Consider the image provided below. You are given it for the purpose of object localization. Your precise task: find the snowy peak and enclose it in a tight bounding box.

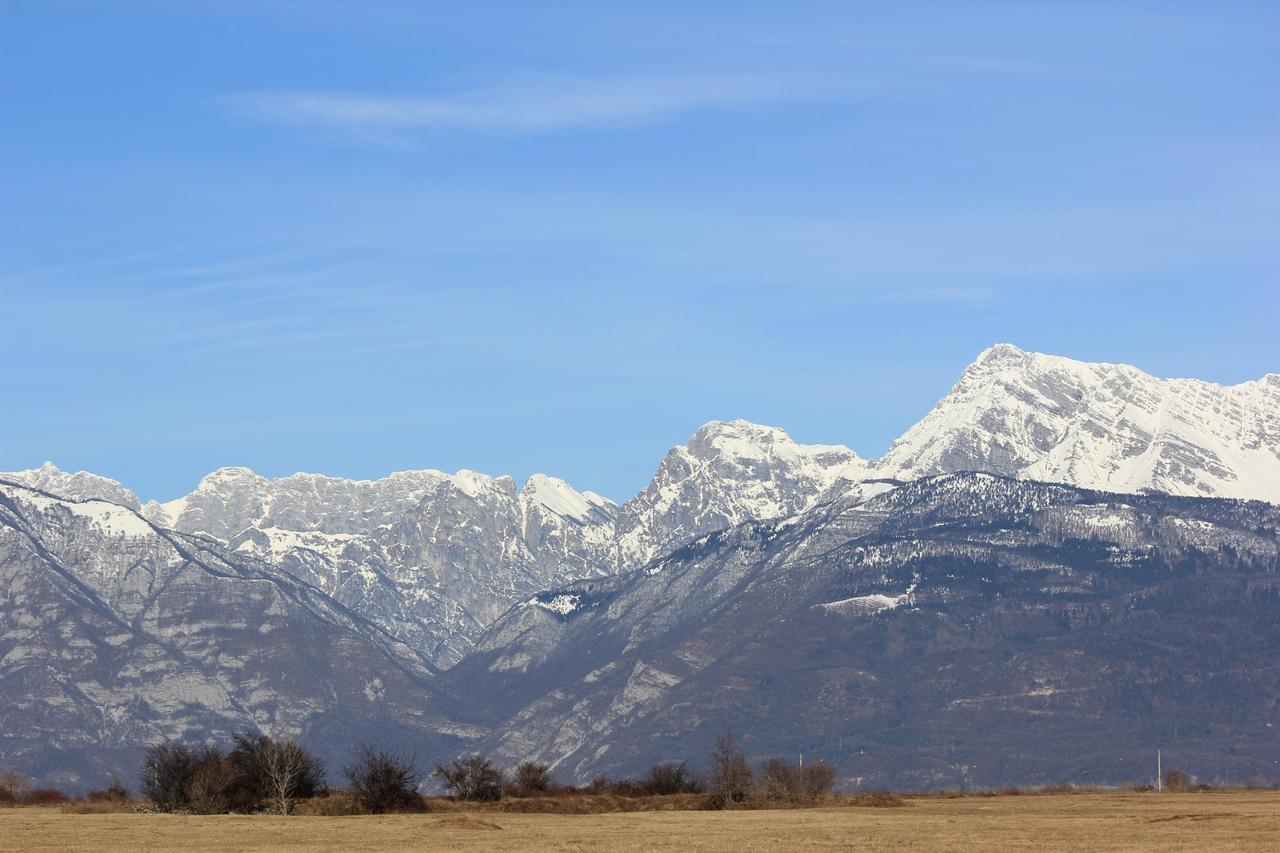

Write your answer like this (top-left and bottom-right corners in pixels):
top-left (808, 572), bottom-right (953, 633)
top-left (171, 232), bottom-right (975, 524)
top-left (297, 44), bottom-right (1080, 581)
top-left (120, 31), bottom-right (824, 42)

top-left (614, 419), bottom-right (871, 565)
top-left (148, 465), bottom-right (468, 539)
top-left (688, 419), bottom-right (863, 468)
top-left (0, 461), bottom-right (142, 511)
top-left (520, 474), bottom-right (616, 525)
top-left (880, 346), bottom-right (1280, 501)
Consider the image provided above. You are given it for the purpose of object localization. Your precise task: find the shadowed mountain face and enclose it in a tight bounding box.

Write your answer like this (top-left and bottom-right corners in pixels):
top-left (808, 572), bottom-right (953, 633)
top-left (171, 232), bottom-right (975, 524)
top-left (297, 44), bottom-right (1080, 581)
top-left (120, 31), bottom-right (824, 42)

top-left (443, 473), bottom-right (1280, 788)
top-left (3, 472), bottom-right (1279, 789)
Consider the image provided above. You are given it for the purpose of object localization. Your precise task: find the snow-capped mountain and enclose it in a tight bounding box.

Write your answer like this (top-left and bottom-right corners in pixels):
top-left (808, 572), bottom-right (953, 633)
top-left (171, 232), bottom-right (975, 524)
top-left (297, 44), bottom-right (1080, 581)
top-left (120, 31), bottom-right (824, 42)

top-left (2, 344), bottom-right (1279, 787)
top-left (139, 467), bottom-right (619, 667)
top-left (613, 419), bottom-right (869, 567)
top-left (2, 423), bottom-right (862, 666)
top-left (880, 343), bottom-right (1280, 500)
top-left (3, 461), bottom-right (142, 511)
top-left (140, 466), bottom-right (486, 537)
top-left (0, 479), bottom-right (476, 787)
top-left (4, 345), bottom-right (1277, 670)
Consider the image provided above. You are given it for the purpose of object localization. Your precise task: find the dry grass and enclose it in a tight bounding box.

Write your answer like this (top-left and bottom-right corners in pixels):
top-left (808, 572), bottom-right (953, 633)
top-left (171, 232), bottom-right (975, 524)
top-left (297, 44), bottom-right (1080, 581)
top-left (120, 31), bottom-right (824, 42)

top-left (1, 791), bottom-right (1278, 851)
top-left (58, 801), bottom-right (133, 815)
top-left (427, 792), bottom-right (708, 813)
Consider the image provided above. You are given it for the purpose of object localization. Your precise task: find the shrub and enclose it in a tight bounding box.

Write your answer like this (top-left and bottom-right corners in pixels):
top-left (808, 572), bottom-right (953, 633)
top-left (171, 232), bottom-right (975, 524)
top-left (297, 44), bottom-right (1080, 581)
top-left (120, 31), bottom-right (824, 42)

top-left (705, 731), bottom-right (754, 809)
top-left (752, 757), bottom-right (837, 803)
top-left (141, 743), bottom-right (200, 811)
top-left (757, 757), bottom-right (802, 800)
top-left (186, 746), bottom-right (234, 814)
top-left (644, 761), bottom-right (700, 795)
top-left (434, 755), bottom-right (504, 802)
top-left (140, 742), bottom-right (231, 813)
top-left (24, 788), bottom-right (70, 806)
top-left (343, 744), bottom-right (425, 813)
top-left (506, 761), bottom-right (554, 797)
top-left (86, 778), bottom-right (130, 804)
top-left (0, 770), bottom-right (31, 806)
top-left (1164, 769), bottom-right (1192, 792)
top-left (800, 762), bottom-right (838, 798)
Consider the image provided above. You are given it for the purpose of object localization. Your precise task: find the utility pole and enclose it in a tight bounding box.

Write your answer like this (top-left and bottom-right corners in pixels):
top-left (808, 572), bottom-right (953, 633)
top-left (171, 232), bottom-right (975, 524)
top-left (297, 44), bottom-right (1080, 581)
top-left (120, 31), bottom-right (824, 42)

top-left (1157, 749), bottom-right (1162, 792)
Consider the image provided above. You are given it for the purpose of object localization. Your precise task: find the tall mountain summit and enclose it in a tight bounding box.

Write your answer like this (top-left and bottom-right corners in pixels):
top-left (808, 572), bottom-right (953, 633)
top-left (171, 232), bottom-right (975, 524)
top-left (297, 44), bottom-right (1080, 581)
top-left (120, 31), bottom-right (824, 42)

top-left (879, 344), bottom-right (1280, 499)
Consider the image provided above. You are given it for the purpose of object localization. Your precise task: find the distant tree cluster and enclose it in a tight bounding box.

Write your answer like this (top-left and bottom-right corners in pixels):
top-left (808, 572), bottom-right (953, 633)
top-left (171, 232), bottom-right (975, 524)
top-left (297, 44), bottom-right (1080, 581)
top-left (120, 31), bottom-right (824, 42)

top-left (1, 769), bottom-right (130, 808)
top-left (141, 733), bottom-right (325, 814)
top-left (3, 730), bottom-right (844, 814)
top-left (704, 730), bottom-right (838, 809)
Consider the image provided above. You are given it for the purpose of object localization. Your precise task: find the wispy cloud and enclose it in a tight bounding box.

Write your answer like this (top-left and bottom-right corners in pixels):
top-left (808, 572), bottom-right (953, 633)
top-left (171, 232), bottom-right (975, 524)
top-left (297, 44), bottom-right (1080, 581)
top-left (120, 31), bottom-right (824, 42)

top-left (221, 73), bottom-right (828, 139)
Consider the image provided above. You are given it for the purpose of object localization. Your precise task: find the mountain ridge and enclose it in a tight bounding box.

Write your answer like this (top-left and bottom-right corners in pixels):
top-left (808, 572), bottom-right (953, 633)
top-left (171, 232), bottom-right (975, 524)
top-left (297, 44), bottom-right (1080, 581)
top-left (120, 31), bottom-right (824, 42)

top-left (3, 344), bottom-right (1276, 673)
top-left (11, 345), bottom-right (1277, 516)
top-left (2, 352), bottom-right (1279, 787)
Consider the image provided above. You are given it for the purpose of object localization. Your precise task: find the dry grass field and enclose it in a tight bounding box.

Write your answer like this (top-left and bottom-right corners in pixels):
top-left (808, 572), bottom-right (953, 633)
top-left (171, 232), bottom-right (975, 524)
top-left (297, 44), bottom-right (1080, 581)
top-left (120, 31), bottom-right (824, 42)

top-left (2, 791), bottom-right (1278, 852)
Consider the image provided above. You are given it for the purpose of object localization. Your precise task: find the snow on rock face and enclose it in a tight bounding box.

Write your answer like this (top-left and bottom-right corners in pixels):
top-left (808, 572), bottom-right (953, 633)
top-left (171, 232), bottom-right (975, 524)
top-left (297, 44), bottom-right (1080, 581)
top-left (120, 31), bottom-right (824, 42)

top-left (817, 574), bottom-right (919, 615)
top-left (527, 593), bottom-right (583, 616)
top-left (521, 474), bottom-right (615, 524)
top-left (614, 419), bottom-right (870, 566)
top-left (0, 462), bottom-right (142, 510)
top-left (879, 344), bottom-right (1280, 502)
top-left (7, 345), bottom-right (1277, 680)
top-left (63, 500), bottom-right (158, 540)
top-left (146, 466), bottom-right (456, 539)
top-left (817, 593), bottom-right (905, 615)
top-left (1, 486), bottom-right (159, 542)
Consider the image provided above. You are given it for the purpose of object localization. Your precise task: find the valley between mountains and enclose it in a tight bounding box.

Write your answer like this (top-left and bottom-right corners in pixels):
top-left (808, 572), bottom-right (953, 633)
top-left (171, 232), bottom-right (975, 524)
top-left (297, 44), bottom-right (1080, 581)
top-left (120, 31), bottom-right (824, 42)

top-left (2, 345), bottom-right (1278, 789)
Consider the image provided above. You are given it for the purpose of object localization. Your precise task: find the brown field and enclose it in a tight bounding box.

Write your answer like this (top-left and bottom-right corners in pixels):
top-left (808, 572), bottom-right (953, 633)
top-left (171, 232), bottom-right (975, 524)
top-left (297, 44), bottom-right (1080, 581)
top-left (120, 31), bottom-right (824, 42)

top-left (2, 791), bottom-right (1278, 851)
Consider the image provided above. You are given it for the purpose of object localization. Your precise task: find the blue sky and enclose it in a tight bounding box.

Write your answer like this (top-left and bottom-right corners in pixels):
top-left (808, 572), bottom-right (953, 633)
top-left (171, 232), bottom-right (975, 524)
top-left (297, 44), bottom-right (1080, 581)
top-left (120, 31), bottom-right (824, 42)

top-left (3, 1), bottom-right (1278, 502)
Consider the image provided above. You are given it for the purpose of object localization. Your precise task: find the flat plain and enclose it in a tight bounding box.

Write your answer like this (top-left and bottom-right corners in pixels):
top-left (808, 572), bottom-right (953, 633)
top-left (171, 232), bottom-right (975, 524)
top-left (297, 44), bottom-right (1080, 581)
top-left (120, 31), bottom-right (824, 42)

top-left (2, 792), bottom-right (1278, 852)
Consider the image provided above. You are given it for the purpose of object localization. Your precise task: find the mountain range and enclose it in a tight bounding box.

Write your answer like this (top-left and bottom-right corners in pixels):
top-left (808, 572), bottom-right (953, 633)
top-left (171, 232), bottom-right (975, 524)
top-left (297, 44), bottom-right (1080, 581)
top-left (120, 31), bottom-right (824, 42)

top-left (2, 344), bottom-right (1277, 789)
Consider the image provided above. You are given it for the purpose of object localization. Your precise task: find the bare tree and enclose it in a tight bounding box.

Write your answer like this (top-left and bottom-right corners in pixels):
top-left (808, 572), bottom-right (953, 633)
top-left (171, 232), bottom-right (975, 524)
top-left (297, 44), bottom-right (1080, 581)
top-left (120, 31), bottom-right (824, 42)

top-left (706, 730), bottom-right (754, 809)
top-left (1164, 769), bottom-right (1192, 792)
top-left (507, 761), bottom-right (554, 797)
top-left (343, 744), bottom-right (425, 813)
top-left (800, 761), bottom-right (838, 798)
top-left (758, 756), bottom-right (801, 800)
top-left (433, 755), bottom-right (505, 801)
top-left (140, 743), bottom-right (199, 811)
top-left (0, 770), bottom-right (31, 806)
top-left (645, 761), bottom-right (701, 795)
top-left (260, 739), bottom-right (324, 815)
top-left (185, 745), bottom-right (233, 815)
